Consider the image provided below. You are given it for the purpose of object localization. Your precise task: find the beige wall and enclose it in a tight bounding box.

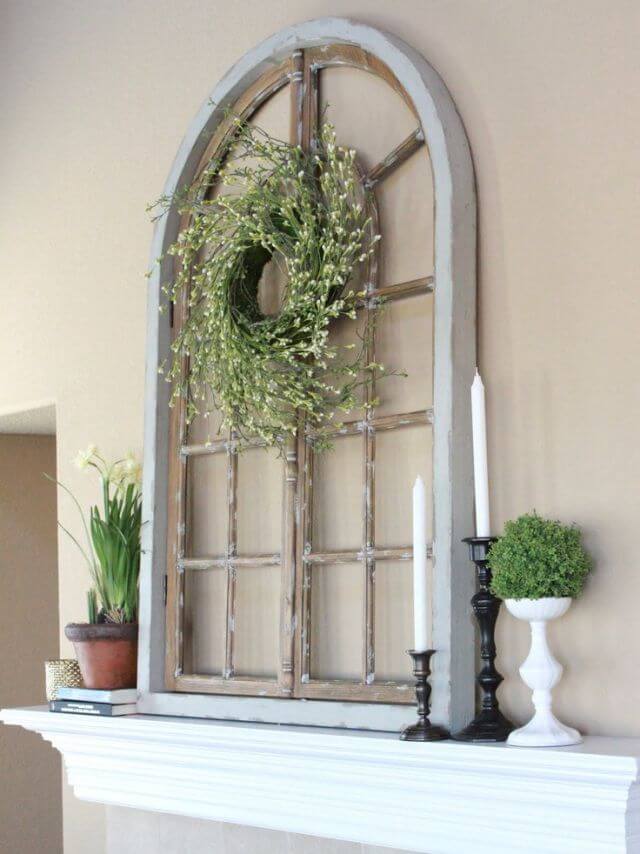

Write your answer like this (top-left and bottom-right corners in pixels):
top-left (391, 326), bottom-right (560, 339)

top-left (106, 808), bottom-right (410, 854)
top-left (2, 1), bottom-right (640, 852)
top-left (0, 435), bottom-right (62, 853)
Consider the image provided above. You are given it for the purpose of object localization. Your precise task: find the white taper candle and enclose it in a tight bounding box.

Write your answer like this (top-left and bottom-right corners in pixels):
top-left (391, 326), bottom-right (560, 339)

top-left (412, 475), bottom-right (429, 651)
top-left (471, 368), bottom-right (491, 537)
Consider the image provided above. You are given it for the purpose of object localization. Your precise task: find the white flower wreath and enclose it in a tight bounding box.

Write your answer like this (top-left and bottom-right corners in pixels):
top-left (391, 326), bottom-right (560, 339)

top-left (154, 121), bottom-right (389, 450)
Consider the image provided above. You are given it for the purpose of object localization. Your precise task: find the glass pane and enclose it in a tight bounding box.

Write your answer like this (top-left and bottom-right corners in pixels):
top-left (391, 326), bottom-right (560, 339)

top-left (185, 452), bottom-right (227, 556)
top-left (230, 87), bottom-right (290, 204)
top-left (320, 66), bottom-right (417, 173)
top-left (236, 447), bottom-right (283, 554)
top-left (312, 434), bottom-right (362, 552)
top-left (374, 561), bottom-right (417, 682)
top-left (183, 569), bottom-right (226, 675)
top-left (325, 310), bottom-right (367, 425)
top-left (187, 388), bottom-right (219, 445)
top-left (234, 565), bottom-right (280, 678)
top-left (309, 562), bottom-right (363, 681)
top-left (374, 291), bottom-right (433, 417)
top-left (248, 84), bottom-right (290, 140)
top-left (376, 145), bottom-right (434, 287)
top-left (375, 423), bottom-right (433, 548)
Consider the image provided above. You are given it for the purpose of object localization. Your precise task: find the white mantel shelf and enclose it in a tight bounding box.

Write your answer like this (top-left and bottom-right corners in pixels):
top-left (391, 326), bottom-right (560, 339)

top-left (3, 707), bottom-right (640, 854)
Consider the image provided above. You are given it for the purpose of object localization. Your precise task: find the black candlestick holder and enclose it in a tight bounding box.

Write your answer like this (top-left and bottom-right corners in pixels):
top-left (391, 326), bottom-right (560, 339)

top-left (400, 650), bottom-right (449, 742)
top-left (452, 536), bottom-right (514, 742)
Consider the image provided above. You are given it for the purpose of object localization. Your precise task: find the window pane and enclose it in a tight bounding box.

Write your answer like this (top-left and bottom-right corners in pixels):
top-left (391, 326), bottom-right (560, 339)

top-left (375, 423), bottom-right (432, 548)
top-left (374, 561), bottom-right (417, 683)
top-left (248, 84), bottom-right (290, 141)
top-left (233, 565), bottom-right (280, 678)
top-left (309, 562), bottom-right (363, 681)
top-left (320, 65), bottom-right (417, 176)
top-left (183, 569), bottom-right (226, 675)
top-left (236, 447), bottom-right (283, 554)
top-left (185, 452), bottom-right (227, 556)
top-left (376, 145), bottom-right (434, 286)
top-left (325, 310), bottom-right (367, 425)
top-left (312, 435), bottom-right (362, 552)
top-left (374, 291), bottom-right (433, 417)
top-left (186, 387), bottom-right (218, 445)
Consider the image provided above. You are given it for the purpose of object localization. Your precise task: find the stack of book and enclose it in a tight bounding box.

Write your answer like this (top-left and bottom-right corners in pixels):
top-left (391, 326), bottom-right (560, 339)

top-left (49, 687), bottom-right (137, 716)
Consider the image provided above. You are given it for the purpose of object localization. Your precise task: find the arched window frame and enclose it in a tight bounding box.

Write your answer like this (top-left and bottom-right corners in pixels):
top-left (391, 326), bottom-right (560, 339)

top-left (138, 17), bottom-right (477, 731)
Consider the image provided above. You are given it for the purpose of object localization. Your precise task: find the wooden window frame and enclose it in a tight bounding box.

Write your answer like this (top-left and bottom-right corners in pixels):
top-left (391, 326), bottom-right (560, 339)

top-left (138, 17), bottom-right (477, 733)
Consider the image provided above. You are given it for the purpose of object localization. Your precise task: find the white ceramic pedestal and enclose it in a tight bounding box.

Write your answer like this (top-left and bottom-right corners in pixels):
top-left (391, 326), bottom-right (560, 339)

top-left (505, 597), bottom-right (582, 747)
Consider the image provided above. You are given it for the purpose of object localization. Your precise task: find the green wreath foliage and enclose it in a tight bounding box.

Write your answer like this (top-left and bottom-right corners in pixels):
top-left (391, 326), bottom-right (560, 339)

top-left (154, 120), bottom-right (389, 450)
top-left (488, 512), bottom-right (592, 600)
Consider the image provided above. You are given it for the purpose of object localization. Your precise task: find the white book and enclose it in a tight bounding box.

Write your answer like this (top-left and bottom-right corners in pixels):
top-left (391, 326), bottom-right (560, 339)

top-left (50, 700), bottom-right (137, 716)
top-left (55, 687), bottom-right (138, 704)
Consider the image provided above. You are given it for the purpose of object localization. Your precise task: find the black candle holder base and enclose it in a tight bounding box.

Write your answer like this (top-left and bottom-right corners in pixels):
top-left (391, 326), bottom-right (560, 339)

top-left (400, 649), bottom-right (449, 742)
top-left (452, 709), bottom-right (514, 743)
top-left (400, 721), bottom-right (450, 742)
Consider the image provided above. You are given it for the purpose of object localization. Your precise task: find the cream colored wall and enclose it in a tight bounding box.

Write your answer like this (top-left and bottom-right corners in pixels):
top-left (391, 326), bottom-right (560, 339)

top-left (0, 435), bottom-right (62, 853)
top-left (106, 807), bottom-right (410, 854)
top-left (2, 1), bottom-right (640, 852)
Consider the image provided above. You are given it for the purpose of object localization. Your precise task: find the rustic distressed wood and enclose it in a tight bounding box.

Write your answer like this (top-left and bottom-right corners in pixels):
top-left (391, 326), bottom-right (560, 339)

top-left (181, 436), bottom-right (267, 457)
top-left (140, 18), bottom-right (477, 731)
top-left (279, 49), bottom-right (306, 695)
top-left (179, 555), bottom-right (281, 570)
top-left (223, 436), bottom-right (238, 678)
top-left (306, 43), bottom-right (418, 117)
top-left (365, 128), bottom-right (425, 188)
top-left (294, 432), bottom-right (315, 685)
top-left (302, 53), bottom-right (318, 153)
top-left (366, 275), bottom-right (434, 304)
top-left (176, 674), bottom-right (286, 698)
top-left (292, 47), bottom-right (320, 690)
top-left (304, 546), bottom-right (430, 564)
top-left (181, 438), bottom-right (228, 456)
top-left (297, 664), bottom-right (413, 704)
top-left (279, 438), bottom-right (297, 692)
top-left (362, 173), bottom-right (379, 688)
top-left (306, 408), bottom-right (433, 441)
top-left (295, 679), bottom-right (413, 703)
top-left (372, 408), bottom-right (434, 430)
top-left (163, 206), bottom-right (192, 689)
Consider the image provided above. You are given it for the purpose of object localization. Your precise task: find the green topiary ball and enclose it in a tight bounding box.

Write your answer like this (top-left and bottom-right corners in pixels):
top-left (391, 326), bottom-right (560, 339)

top-left (488, 512), bottom-right (591, 600)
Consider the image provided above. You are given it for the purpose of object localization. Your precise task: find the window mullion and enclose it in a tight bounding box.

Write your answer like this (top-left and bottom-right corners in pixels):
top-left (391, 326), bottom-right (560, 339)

top-left (362, 180), bottom-right (380, 687)
top-left (223, 434), bottom-right (238, 678)
top-left (165, 233), bottom-right (191, 688)
top-left (291, 48), bottom-right (321, 696)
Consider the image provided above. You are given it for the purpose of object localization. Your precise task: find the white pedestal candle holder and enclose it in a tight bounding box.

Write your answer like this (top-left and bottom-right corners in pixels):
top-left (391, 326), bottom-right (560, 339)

top-left (505, 597), bottom-right (582, 747)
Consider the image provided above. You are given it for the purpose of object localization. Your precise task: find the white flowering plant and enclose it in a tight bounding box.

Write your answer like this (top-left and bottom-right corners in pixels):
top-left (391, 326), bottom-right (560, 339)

top-left (49, 447), bottom-right (142, 624)
top-left (151, 120), bottom-right (392, 450)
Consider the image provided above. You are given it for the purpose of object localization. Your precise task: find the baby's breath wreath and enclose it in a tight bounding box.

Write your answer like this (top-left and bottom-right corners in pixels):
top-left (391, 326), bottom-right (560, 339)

top-left (154, 119), bottom-right (389, 450)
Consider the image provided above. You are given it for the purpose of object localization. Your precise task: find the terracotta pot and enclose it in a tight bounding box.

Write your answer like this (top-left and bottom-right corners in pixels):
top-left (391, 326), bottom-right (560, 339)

top-left (65, 622), bottom-right (138, 690)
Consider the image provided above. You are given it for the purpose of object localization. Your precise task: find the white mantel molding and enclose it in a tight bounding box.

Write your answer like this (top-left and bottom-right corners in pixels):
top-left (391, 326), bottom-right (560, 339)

top-left (4, 708), bottom-right (640, 853)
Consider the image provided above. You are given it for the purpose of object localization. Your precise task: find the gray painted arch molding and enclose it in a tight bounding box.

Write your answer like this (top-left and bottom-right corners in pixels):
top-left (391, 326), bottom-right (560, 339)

top-left (139, 17), bottom-right (477, 731)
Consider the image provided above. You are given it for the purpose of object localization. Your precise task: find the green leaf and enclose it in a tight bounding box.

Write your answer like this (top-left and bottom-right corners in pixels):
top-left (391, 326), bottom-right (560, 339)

top-left (488, 513), bottom-right (592, 600)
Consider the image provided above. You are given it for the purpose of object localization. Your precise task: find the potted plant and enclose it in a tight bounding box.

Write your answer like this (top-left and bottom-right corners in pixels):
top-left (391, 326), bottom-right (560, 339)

top-left (489, 512), bottom-right (591, 747)
top-left (51, 446), bottom-right (142, 690)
